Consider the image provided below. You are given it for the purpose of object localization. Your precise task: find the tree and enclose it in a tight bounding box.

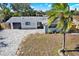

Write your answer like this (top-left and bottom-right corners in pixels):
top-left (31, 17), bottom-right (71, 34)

top-left (0, 3), bottom-right (12, 22)
top-left (0, 3), bottom-right (8, 9)
top-left (10, 3), bottom-right (46, 16)
top-left (10, 3), bottom-right (33, 16)
top-left (47, 3), bottom-right (73, 55)
top-left (0, 3), bottom-right (46, 22)
top-left (2, 8), bottom-right (12, 22)
top-left (12, 11), bottom-right (21, 16)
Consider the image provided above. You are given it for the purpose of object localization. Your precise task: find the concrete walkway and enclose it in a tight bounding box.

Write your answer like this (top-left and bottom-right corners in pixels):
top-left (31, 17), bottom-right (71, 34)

top-left (0, 29), bottom-right (44, 56)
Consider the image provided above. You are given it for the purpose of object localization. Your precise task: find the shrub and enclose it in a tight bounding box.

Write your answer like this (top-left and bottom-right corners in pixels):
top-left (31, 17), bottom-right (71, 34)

top-left (0, 23), bottom-right (10, 30)
top-left (0, 23), bottom-right (3, 30)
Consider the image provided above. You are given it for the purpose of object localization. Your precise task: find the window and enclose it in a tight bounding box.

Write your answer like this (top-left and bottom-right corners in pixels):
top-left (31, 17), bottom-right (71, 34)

top-left (37, 22), bottom-right (43, 29)
top-left (25, 22), bottom-right (30, 25)
top-left (37, 22), bottom-right (42, 26)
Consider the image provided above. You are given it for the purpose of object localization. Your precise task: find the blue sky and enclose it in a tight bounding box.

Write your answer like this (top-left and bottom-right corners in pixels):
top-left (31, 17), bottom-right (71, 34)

top-left (30, 3), bottom-right (79, 11)
top-left (4, 3), bottom-right (79, 12)
top-left (30, 3), bottom-right (52, 11)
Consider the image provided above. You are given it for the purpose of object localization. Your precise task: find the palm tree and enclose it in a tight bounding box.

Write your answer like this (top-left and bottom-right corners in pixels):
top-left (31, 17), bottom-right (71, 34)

top-left (47, 3), bottom-right (73, 55)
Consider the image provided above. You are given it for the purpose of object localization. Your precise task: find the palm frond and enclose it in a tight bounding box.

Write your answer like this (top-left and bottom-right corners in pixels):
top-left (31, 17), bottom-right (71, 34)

top-left (47, 3), bottom-right (73, 33)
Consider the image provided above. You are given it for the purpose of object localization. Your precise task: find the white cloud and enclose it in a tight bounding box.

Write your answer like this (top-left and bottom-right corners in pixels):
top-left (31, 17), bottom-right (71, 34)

top-left (70, 4), bottom-right (79, 10)
top-left (10, 9), bottom-right (15, 12)
top-left (70, 7), bottom-right (75, 10)
top-left (30, 6), bottom-right (34, 8)
top-left (48, 4), bottom-right (51, 8)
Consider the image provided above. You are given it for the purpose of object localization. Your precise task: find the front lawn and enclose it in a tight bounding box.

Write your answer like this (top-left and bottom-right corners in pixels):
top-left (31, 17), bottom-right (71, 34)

top-left (17, 33), bottom-right (79, 56)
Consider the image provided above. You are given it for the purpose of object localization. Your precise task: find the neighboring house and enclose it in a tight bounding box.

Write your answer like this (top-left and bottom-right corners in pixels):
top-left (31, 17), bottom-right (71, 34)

top-left (68, 16), bottom-right (79, 33)
top-left (6, 16), bottom-right (48, 29)
top-left (73, 16), bottom-right (79, 29)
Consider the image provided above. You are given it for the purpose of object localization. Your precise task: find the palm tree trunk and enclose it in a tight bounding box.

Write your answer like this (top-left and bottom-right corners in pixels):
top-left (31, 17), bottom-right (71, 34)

top-left (63, 33), bottom-right (66, 49)
top-left (61, 33), bottom-right (66, 55)
top-left (58, 32), bottom-right (66, 56)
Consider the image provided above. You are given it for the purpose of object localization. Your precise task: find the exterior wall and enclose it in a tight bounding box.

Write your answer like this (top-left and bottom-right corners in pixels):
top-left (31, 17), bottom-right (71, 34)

top-left (21, 20), bottom-right (37, 29)
top-left (6, 17), bottom-right (48, 29)
top-left (7, 21), bottom-right (37, 29)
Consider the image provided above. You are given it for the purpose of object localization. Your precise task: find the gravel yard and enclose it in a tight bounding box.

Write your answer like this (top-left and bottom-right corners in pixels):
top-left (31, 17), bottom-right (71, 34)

top-left (0, 29), bottom-right (44, 56)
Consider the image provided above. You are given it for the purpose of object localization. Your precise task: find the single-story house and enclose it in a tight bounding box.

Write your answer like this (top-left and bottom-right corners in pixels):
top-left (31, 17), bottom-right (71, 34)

top-left (6, 16), bottom-right (48, 29)
top-left (6, 16), bottom-right (79, 33)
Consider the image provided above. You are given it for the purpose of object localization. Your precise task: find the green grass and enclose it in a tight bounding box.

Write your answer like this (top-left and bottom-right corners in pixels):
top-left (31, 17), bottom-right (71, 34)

top-left (17, 33), bottom-right (79, 56)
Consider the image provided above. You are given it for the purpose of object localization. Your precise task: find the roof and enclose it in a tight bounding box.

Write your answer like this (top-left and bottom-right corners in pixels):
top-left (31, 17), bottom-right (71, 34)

top-left (6, 16), bottom-right (48, 23)
top-left (7, 16), bottom-right (79, 26)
